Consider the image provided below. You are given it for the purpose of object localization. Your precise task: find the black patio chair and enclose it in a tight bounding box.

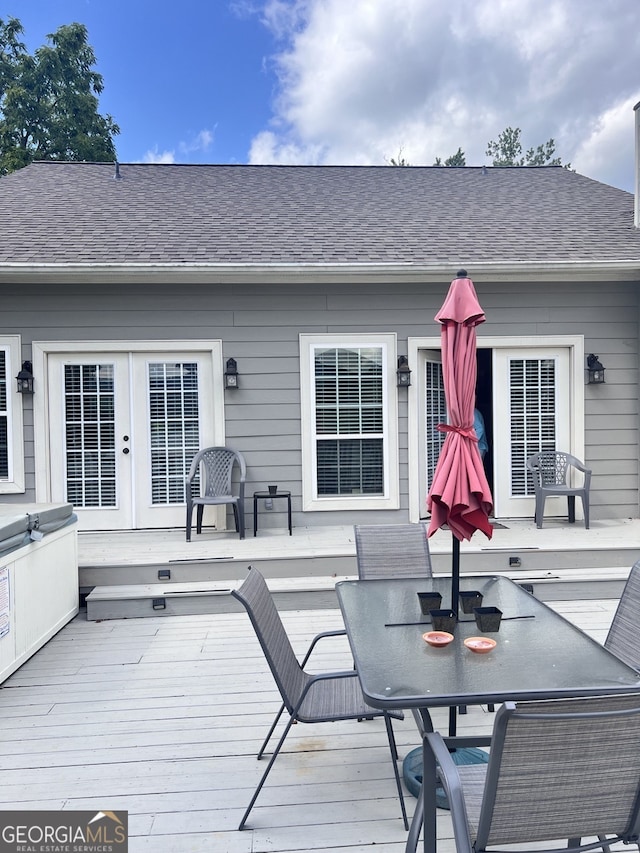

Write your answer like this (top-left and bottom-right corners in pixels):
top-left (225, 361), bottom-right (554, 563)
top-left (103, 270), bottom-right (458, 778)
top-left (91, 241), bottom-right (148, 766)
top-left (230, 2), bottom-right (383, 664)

top-left (605, 559), bottom-right (640, 672)
top-left (185, 446), bottom-right (246, 541)
top-left (422, 694), bottom-right (640, 853)
top-left (354, 523), bottom-right (433, 579)
top-left (232, 566), bottom-right (408, 830)
top-left (527, 451), bottom-right (591, 529)
top-left (355, 524), bottom-right (487, 715)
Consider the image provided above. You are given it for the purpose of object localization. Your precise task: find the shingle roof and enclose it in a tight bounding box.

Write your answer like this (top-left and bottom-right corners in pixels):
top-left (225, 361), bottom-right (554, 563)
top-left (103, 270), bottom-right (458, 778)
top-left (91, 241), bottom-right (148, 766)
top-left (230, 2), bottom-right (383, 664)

top-left (1, 161), bottom-right (639, 270)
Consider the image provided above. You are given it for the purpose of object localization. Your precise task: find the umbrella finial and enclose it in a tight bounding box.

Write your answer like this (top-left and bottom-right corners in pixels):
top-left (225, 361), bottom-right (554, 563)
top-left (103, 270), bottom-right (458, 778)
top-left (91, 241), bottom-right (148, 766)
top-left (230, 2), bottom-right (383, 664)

top-left (456, 268), bottom-right (467, 278)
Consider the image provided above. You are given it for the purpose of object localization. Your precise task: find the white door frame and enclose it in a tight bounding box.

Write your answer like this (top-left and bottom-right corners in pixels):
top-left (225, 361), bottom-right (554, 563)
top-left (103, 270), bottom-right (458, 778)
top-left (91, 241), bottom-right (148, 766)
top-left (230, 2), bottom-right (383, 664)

top-left (32, 340), bottom-right (226, 523)
top-left (407, 335), bottom-right (585, 522)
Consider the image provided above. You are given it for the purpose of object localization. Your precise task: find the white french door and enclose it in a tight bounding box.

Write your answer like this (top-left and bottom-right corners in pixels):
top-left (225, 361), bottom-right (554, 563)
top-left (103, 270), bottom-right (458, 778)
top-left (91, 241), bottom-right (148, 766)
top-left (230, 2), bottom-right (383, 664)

top-left (409, 337), bottom-right (582, 523)
top-left (47, 350), bottom-right (218, 530)
top-left (418, 350), bottom-right (446, 512)
top-left (492, 347), bottom-right (571, 518)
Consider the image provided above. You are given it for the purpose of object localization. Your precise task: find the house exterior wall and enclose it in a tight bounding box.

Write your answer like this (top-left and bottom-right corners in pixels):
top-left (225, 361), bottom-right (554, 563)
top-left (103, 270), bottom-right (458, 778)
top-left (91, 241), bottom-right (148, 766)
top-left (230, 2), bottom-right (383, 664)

top-left (1, 276), bottom-right (638, 525)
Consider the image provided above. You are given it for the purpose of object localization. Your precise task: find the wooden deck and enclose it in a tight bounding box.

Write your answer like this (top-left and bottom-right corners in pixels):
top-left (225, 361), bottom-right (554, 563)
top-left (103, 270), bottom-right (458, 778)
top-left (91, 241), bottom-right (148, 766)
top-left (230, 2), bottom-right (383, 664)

top-left (0, 596), bottom-right (621, 852)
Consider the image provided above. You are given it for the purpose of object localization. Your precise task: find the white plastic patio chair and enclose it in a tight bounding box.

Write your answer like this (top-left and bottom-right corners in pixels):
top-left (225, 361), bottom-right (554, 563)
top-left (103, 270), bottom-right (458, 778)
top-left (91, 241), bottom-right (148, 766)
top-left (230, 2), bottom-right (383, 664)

top-left (527, 451), bottom-right (591, 529)
top-left (185, 446), bottom-right (246, 541)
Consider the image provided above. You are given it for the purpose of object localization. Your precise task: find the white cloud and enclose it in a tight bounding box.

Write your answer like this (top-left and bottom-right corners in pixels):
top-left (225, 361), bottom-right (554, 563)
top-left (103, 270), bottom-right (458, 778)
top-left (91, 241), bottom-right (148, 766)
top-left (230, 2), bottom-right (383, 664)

top-left (179, 129), bottom-right (215, 155)
top-left (571, 96), bottom-right (636, 191)
top-left (143, 147), bottom-right (176, 164)
top-left (141, 129), bottom-right (214, 165)
top-left (249, 130), bottom-right (322, 164)
top-left (249, 0), bottom-right (640, 190)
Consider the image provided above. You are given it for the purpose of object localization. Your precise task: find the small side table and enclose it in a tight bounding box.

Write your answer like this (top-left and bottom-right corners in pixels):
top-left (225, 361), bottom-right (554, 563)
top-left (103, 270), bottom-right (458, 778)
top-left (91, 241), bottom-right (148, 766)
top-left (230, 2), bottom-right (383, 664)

top-left (253, 490), bottom-right (292, 536)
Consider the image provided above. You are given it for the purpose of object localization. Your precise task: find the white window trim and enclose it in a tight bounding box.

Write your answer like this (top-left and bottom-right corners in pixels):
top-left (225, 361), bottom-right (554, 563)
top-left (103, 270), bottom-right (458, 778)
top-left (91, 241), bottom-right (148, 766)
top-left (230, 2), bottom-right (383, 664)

top-left (0, 336), bottom-right (26, 493)
top-left (406, 334), bottom-right (584, 522)
top-left (31, 340), bottom-right (225, 503)
top-left (300, 333), bottom-right (399, 511)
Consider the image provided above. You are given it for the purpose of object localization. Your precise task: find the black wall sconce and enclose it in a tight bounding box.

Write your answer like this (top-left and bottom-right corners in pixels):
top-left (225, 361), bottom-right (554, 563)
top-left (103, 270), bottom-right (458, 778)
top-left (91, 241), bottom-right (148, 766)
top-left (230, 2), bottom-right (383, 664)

top-left (16, 360), bottom-right (34, 394)
top-left (586, 353), bottom-right (606, 384)
top-left (396, 356), bottom-right (412, 387)
top-left (224, 357), bottom-right (239, 389)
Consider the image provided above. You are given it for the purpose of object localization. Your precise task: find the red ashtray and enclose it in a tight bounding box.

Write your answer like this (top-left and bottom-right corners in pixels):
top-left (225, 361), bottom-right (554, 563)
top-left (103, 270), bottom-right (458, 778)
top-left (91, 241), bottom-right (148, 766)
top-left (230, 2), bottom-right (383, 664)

top-left (464, 636), bottom-right (497, 654)
top-left (422, 631), bottom-right (454, 647)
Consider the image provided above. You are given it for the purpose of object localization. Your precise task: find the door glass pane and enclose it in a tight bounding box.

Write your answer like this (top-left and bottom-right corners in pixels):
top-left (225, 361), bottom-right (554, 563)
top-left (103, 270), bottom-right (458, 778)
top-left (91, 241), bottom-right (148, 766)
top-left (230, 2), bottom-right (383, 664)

top-left (315, 347), bottom-right (384, 496)
top-left (510, 358), bottom-right (557, 496)
top-left (148, 362), bottom-right (200, 504)
top-left (64, 364), bottom-right (116, 507)
top-left (425, 359), bottom-right (446, 491)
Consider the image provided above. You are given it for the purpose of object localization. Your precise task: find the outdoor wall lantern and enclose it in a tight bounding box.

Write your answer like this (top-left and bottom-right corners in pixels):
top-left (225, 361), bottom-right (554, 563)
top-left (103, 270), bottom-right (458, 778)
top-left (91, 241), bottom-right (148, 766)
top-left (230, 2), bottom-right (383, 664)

top-left (16, 360), bottom-right (34, 394)
top-left (224, 357), bottom-right (239, 389)
top-left (396, 356), bottom-right (412, 387)
top-left (586, 353), bottom-right (606, 385)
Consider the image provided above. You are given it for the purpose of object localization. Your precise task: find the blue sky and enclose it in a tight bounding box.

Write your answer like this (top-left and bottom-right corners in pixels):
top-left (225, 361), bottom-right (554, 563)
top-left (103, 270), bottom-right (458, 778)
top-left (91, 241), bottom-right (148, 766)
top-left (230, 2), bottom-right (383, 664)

top-left (11, 0), bottom-right (276, 165)
top-left (6, 1), bottom-right (640, 191)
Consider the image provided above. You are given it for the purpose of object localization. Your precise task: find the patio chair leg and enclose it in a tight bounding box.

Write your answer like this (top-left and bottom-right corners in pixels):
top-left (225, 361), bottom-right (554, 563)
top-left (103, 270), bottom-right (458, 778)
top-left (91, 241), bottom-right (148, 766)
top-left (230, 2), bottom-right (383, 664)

top-left (383, 712), bottom-right (409, 831)
top-left (406, 778), bottom-right (424, 851)
top-left (237, 502), bottom-right (245, 539)
top-left (238, 715), bottom-right (295, 830)
top-left (185, 504), bottom-right (193, 542)
top-left (257, 702), bottom-right (286, 760)
top-left (231, 503), bottom-right (245, 539)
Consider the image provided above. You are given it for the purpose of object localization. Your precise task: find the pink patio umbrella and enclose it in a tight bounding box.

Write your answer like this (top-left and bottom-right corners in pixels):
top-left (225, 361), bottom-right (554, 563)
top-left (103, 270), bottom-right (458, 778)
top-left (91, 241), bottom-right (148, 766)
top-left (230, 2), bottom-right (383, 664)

top-left (427, 270), bottom-right (494, 617)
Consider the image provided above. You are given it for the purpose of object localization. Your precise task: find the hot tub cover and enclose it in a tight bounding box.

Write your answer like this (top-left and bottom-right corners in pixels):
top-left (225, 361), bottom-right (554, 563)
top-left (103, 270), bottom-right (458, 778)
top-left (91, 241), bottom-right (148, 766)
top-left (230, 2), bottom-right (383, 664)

top-left (0, 503), bottom-right (75, 556)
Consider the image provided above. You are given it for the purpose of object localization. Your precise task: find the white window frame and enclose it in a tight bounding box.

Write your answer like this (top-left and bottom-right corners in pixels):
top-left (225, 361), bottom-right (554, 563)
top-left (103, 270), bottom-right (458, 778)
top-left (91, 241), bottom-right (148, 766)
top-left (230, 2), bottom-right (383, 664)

top-left (0, 336), bottom-right (26, 493)
top-left (300, 333), bottom-right (399, 511)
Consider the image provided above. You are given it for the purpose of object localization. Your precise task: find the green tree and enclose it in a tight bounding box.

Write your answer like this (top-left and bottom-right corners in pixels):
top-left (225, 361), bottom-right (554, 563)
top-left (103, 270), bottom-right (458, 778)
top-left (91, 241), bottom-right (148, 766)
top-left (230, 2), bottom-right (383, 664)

top-left (433, 147), bottom-right (466, 167)
top-left (486, 126), bottom-right (565, 167)
top-left (0, 18), bottom-right (119, 175)
top-left (387, 146), bottom-right (411, 166)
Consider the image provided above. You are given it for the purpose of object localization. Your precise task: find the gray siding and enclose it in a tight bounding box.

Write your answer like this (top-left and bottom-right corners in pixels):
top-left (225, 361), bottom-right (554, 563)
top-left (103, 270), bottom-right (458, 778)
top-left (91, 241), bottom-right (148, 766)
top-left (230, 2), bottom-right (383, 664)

top-left (1, 277), bottom-right (638, 525)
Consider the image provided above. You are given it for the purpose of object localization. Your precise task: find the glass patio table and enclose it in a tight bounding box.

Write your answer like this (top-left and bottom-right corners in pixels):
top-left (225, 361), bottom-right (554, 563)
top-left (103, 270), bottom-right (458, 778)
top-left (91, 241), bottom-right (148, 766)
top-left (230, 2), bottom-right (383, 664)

top-left (336, 575), bottom-right (640, 853)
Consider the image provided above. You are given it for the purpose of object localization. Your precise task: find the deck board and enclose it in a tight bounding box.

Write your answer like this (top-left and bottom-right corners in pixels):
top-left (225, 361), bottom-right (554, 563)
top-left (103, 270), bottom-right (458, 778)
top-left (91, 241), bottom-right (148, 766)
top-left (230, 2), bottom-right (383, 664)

top-left (0, 599), bottom-right (620, 852)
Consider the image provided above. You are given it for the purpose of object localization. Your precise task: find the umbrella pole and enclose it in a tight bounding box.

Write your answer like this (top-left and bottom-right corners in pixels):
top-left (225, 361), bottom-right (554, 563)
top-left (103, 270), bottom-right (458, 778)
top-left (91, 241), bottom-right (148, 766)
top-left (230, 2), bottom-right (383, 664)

top-left (449, 535), bottom-right (461, 738)
top-left (451, 535), bottom-right (460, 616)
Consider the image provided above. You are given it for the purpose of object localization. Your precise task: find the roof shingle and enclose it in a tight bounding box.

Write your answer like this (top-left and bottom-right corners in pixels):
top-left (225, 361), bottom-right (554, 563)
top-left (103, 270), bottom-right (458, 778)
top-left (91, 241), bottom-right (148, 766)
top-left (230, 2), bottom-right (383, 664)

top-left (1, 161), bottom-right (639, 268)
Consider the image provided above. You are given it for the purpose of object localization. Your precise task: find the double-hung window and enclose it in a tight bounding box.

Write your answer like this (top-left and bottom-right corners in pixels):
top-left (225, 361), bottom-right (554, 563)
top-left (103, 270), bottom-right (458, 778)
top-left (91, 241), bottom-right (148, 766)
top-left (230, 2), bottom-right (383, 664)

top-left (0, 336), bottom-right (26, 493)
top-left (300, 334), bottom-right (399, 511)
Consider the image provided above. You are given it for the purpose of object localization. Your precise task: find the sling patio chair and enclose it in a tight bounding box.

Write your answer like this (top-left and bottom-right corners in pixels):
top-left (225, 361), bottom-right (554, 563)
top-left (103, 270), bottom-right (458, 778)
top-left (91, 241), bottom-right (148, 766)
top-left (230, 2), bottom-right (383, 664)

top-left (605, 559), bottom-right (640, 672)
top-left (232, 566), bottom-right (408, 831)
top-left (185, 446), bottom-right (246, 541)
top-left (354, 523), bottom-right (487, 717)
top-left (526, 450), bottom-right (591, 529)
top-left (354, 522), bottom-right (433, 579)
top-left (422, 693), bottom-right (640, 853)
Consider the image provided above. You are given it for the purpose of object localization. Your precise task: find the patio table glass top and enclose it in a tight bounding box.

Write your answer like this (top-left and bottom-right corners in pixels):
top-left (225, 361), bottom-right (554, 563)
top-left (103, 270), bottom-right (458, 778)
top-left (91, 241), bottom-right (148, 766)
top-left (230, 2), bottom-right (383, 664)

top-left (336, 575), bottom-right (640, 711)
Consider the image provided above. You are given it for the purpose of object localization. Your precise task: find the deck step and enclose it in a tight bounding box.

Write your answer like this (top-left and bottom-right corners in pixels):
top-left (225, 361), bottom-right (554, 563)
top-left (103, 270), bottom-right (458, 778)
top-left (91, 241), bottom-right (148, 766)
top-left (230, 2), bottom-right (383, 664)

top-left (85, 576), bottom-right (351, 620)
top-left (85, 566), bottom-right (630, 621)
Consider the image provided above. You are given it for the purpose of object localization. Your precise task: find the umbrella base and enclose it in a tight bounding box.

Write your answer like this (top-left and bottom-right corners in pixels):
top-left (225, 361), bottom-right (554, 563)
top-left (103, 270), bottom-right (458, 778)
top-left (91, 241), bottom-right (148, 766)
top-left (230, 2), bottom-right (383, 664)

top-left (402, 745), bottom-right (489, 809)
